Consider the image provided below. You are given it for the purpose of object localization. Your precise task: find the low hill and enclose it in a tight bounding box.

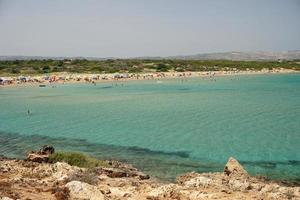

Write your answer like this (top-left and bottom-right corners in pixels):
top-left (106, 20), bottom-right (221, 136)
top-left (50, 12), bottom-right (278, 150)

top-left (169, 50), bottom-right (300, 61)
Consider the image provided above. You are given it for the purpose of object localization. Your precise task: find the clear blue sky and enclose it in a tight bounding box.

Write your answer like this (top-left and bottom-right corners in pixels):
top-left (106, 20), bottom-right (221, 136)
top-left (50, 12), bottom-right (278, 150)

top-left (0, 0), bottom-right (299, 57)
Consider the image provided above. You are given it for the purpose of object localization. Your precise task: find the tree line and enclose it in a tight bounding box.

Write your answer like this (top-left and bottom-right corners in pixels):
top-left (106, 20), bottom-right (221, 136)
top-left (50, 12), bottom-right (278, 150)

top-left (0, 59), bottom-right (299, 75)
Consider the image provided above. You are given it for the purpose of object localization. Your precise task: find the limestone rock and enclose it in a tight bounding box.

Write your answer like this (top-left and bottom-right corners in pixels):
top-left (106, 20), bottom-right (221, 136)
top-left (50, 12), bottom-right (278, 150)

top-left (65, 181), bottom-right (105, 200)
top-left (228, 179), bottom-right (251, 191)
top-left (52, 162), bottom-right (78, 181)
top-left (0, 197), bottom-right (14, 200)
top-left (188, 191), bottom-right (212, 199)
top-left (147, 184), bottom-right (177, 199)
top-left (2, 153), bottom-right (300, 200)
top-left (184, 176), bottom-right (212, 187)
top-left (176, 172), bottom-right (199, 184)
top-left (108, 187), bottom-right (133, 198)
top-left (97, 167), bottom-right (150, 180)
top-left (26, 153), bottom-right (49, 163)
top-left (99, 167), bottom-right (127, 178)
top-left (0, 162), bottom-right (12, 173)
top-left (224, 157), bottom-right (248, 176)
top-left (25, 145), bottom-right (55, 163)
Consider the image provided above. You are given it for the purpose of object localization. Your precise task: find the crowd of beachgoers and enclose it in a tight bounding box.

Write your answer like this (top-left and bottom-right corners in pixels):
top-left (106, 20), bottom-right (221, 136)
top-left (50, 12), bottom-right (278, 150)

top-left (0, 68), bottom-right (296, 87)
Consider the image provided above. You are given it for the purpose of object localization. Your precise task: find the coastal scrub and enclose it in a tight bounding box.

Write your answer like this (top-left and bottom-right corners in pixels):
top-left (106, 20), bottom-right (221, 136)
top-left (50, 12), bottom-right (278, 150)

top-left (48, 151), bottom-right (109, 168)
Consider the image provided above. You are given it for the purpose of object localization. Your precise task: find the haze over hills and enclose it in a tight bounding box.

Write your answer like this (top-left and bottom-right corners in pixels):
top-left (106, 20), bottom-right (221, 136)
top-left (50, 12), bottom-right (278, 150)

top-left (168, 50), bottom-right (300, 61)
top-left (0, 50), bottom-right (300, 61)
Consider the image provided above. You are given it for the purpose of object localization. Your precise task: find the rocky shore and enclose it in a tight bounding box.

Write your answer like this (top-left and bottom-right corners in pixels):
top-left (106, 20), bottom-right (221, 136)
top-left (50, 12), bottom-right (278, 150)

top-left (0, 147), bottom-right (299, 200)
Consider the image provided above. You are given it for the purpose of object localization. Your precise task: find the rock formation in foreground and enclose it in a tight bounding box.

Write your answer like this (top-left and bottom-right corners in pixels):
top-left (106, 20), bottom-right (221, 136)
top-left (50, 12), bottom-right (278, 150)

top-left (0, 148), bottom-right (299, 200)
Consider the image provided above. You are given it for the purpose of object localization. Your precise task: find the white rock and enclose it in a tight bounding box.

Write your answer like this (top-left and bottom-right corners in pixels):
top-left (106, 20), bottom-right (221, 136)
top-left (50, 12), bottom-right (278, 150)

top-left (0, 197), bottom-right (14, 200)
top-left (261, 184), bottom-right (275, 193)
top-left (52, 162), bottom-right (77, 180)
top-left (109, 187), bottom-right (133, 198)
top-left (184, 176), bottom-right (212, 187)
top-left (65, 181), bottom-right (105, 200)
top-left (228, 179), bottom-right (250, 191)
top-left (147, 184), bottom-right (176, 199)
top-left (188, 191), bottom-right (210, 199)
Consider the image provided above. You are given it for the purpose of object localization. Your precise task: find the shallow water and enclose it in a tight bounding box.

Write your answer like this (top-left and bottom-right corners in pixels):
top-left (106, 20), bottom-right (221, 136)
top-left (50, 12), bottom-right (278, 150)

top-left (0, 74), bottom-right (300, 181)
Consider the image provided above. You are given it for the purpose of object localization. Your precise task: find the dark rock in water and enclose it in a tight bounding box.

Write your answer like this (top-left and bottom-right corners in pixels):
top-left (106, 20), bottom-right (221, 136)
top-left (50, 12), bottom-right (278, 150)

top-left (39, 145), bottom-right (55, 155)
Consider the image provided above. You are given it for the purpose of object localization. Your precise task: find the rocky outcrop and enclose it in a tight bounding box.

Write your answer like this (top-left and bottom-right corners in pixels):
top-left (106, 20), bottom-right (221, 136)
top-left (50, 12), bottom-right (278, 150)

top-left (66, 181), bottom-right (105, 200)
top-left (224, 157), bottom-right (248, 176)
top-left (39, 145), bottom-right (55, 154)
top-left (96, 167), bottom-right (150, 180)
top-left (1, 154), bottom-right (299, 200)
top-left (26, 145), bottom-right (55, 163)
top-left (0, 197), bottom-right (14, 200)
top-left (26, 153), bottom-right (50, 163)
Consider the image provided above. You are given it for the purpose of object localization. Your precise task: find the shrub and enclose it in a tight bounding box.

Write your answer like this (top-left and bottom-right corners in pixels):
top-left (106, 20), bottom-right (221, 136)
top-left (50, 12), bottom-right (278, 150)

top-left (156, 63), bottom-right (171, 72)
top-left (42, 66), bottom-right (50, 73)
top-left (11, 68), bottom-right (20, 74)
top-left (48, 151), bottom-right (109, 168)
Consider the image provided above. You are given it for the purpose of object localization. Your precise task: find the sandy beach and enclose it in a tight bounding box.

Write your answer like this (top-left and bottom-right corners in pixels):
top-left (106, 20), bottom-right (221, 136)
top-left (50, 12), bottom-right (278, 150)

top-left (0, 68), bottom-right (297, 88)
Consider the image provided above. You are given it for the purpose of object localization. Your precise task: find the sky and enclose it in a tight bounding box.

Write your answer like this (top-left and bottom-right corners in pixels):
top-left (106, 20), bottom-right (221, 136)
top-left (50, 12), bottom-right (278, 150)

top-left (0, 0), bottom-right (300, 58)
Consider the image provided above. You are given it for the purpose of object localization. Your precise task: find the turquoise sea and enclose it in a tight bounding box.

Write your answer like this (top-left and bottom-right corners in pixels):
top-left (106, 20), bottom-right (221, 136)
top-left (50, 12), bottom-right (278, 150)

top-left (0, 73), bottom-right (300, 182)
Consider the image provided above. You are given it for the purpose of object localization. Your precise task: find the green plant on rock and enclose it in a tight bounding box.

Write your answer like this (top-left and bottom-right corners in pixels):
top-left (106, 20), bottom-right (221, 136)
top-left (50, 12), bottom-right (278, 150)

top-left (48, 151), bottom-right (109, 168)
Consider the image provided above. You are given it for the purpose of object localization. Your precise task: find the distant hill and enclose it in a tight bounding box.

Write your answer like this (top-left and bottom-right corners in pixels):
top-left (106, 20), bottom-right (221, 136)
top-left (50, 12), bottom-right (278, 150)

top-left (168, 50), bottom-right (300, 61)
top-left (0, 56), bottom-right (108, 61)
top-left (1, 50), bottom-right (300, 61)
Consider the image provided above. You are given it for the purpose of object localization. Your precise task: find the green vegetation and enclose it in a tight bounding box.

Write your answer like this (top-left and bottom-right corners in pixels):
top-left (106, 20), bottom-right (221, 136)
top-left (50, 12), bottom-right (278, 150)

top-left (48, 151), bottom-right (109, 168)
top-left (0, 59), bottom-right (299, 75)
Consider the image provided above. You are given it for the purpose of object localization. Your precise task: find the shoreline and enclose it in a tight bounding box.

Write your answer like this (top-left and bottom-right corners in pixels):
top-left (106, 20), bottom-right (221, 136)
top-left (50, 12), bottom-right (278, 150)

top-left (0, 68), bottom-right (298, 88)
top-left (1, 148), bottom-right (300, 200)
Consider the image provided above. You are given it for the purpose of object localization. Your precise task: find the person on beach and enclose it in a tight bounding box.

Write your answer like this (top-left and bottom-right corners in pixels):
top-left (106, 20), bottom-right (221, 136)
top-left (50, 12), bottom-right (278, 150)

top-left (27, 109), bottom-right (30, 115)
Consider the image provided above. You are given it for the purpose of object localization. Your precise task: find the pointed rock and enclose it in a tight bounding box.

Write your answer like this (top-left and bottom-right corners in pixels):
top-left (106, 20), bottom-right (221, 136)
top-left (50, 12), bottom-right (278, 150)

top-left (224, 157), bottom-right (248, 176)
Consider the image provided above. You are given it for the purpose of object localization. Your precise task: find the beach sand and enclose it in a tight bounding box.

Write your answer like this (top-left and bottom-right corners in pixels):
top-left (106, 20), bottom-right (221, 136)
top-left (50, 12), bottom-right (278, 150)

top-left (0, 68), bottom-right (297, 88)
